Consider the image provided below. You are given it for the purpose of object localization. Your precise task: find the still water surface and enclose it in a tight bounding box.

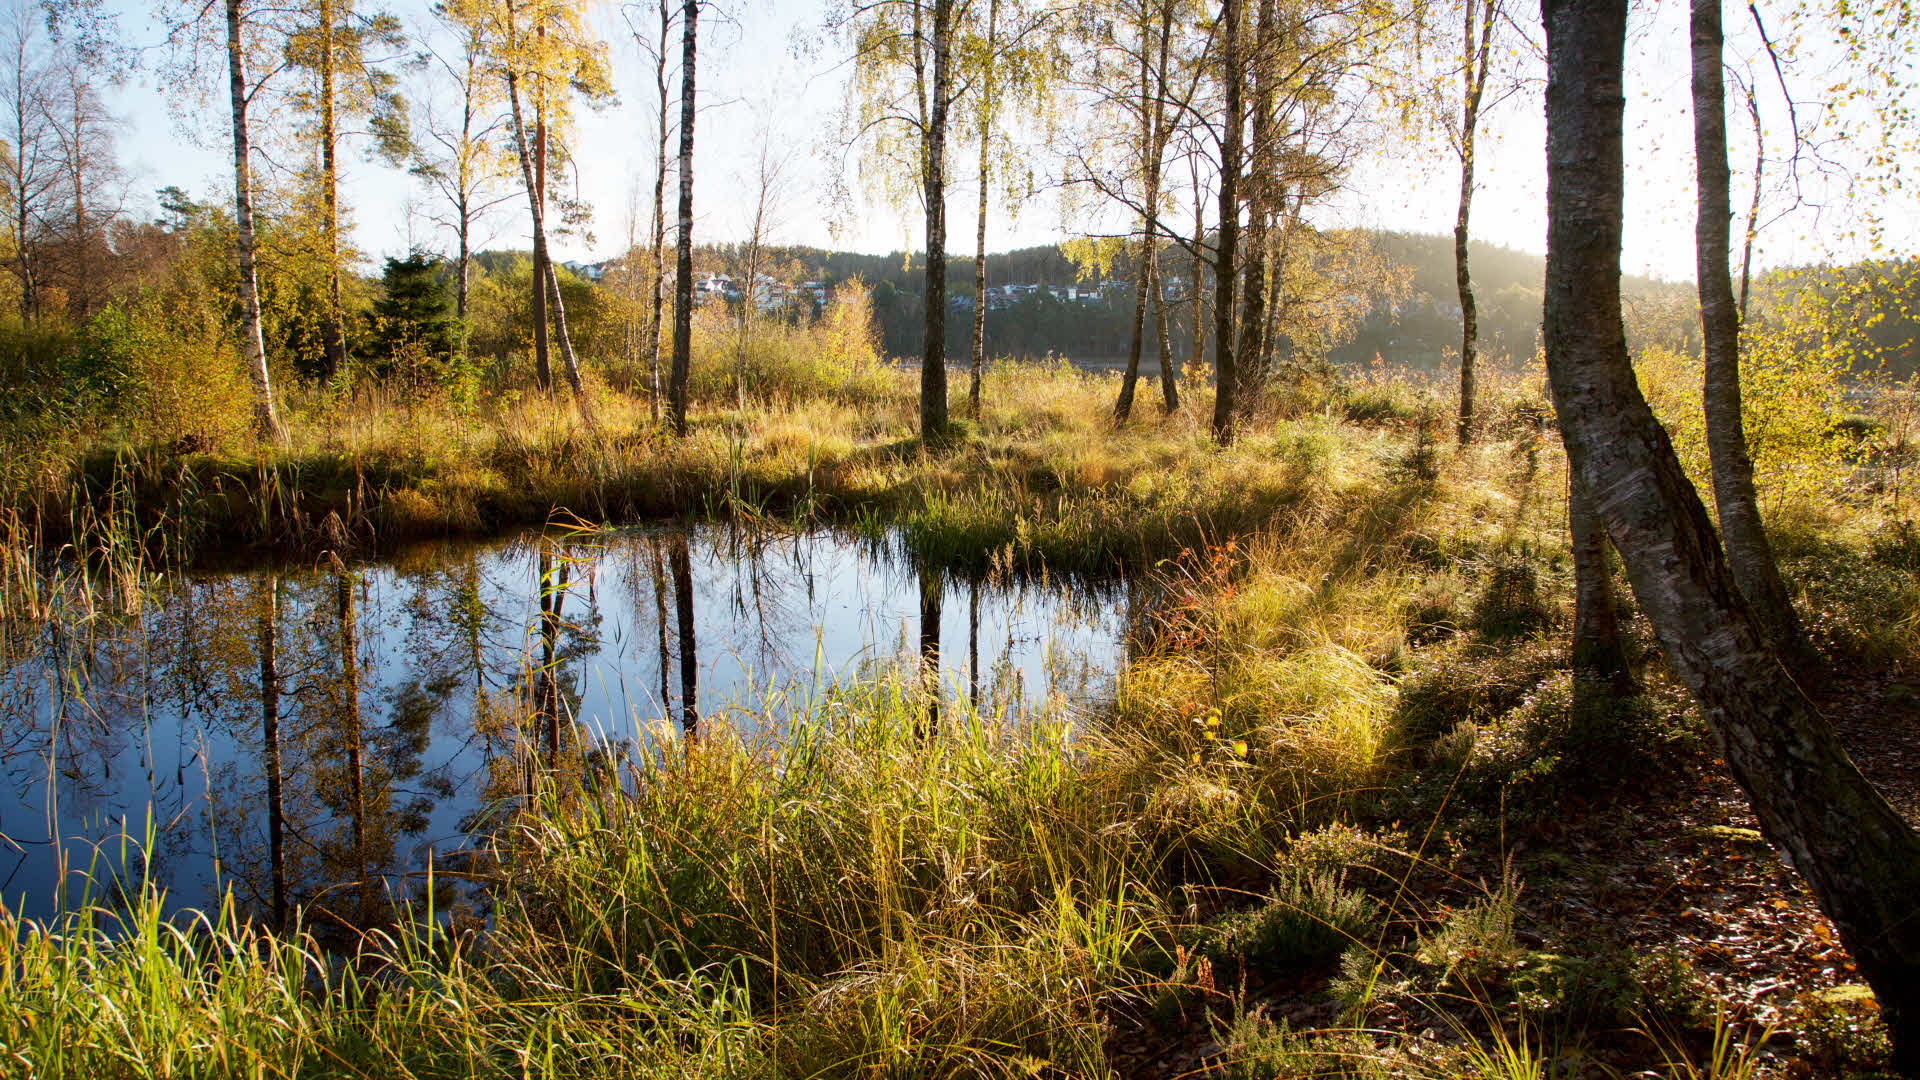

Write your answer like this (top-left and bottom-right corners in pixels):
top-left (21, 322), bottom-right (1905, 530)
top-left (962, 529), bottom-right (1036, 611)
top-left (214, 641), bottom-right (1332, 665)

top-left (0, 527), bottom-right (1125, 928)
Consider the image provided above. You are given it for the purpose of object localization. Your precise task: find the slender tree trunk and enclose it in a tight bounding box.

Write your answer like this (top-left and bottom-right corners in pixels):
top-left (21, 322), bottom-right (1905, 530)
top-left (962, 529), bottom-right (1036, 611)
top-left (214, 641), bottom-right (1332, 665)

top-left (919, 560), bottom-right (942, 731)
top-left (67, 81), bottom-right (90, 322)
top-left (1544, 1), bottom-right (1920, 1066)
top-left (969, 0), bottom-right (995, 420)
top-left (647, 0), bottom-right (671, 423)
top-left (1455, 0), bottom-right (1494, 444)
top-left (651, 539), bottom-right (671, 717)
top-left (505, 66), bottom-right (588, 405)
top-left (337, 571), bottom-right (369, 922)
top-left (1116, 1), bottom-right (1155, 423)
top-left (543, 256), bottom-right (588, 401)
top-left (1568, 473), bottom-right (1633, 707)
top-left (1210, 0), bottom-right (1243, 445)
top-left (505, 70), bottom-right (551, 391)
top-left (319, 0), bottom-right (345, 385)
top-left (1191, 164), bottom-right (1207, 385)
top-left (968, 574), bottom-right (980, 711)
top-left (530, 35), bottom-right (551, 391)
top-left (1692, 0), bottom-right (1800, 655)
top-left (456, 53), bottom-right (477, 323)
top-left (258, 573), bottom-right (287, 931)
top-left (1260, 230), bottom-right (1281, 372)
top-left (226, 0), bottom-right (283, 443)
top-left (1739, 82), bottom-right (1762, 321)
top-left (1153, 0), bottom-right (1178, 413)
top-left (1236, 0), bottom-right (1274, 406)
top-left (456, 193), bottom-right (471, 320)
top-left (920, 0), bottom-right (954, 438)
top-left (671, 529), bottom-right (697, 734)
top-left (10, 62), bottom-right (35, 325)
top-left (668, 0), bottom-right (698, 436)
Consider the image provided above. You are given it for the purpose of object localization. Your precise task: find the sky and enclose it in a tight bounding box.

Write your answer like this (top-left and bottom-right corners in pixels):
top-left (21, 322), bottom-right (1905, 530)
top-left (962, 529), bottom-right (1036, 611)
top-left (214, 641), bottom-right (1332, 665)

top-left (95, 0), bottom-right (1916, 284)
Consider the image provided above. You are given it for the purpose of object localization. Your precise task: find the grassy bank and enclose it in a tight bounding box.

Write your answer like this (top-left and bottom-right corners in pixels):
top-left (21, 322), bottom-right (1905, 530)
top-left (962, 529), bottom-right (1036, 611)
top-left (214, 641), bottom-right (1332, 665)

top-left (3, 349), bottom-right (1555, 583)
top-left (6, 369), bottom-right (1916, 1078)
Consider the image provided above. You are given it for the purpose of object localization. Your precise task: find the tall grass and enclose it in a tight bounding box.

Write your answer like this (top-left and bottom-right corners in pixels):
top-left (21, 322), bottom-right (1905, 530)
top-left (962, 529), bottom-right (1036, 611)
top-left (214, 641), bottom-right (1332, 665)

top-left (5, 343), bottom-right (1911, 1078)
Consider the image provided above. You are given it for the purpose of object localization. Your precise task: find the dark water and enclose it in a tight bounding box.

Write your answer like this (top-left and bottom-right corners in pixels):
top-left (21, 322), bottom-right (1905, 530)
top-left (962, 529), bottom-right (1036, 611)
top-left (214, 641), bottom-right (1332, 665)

top-left (0, 527), bottom-right (1125, 928)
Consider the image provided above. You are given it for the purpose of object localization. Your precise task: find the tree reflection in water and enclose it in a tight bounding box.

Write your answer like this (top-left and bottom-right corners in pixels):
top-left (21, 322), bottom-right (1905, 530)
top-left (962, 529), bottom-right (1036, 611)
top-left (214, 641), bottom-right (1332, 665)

top-left (0, 528), bottom-right (1123, 927)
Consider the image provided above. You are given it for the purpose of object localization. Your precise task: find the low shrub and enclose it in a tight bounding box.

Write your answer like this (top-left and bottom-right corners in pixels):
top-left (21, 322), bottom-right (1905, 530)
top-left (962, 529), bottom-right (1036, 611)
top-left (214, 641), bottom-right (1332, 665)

top-left (1218, 1011), bottom-right (1391, 1080)
top-left (1202, 872), bottom-right (1384, 976)
top-left (1415, 887), bottom-right (1522, 991)
top-left (1794, 985), bottom-right (1895, 1077)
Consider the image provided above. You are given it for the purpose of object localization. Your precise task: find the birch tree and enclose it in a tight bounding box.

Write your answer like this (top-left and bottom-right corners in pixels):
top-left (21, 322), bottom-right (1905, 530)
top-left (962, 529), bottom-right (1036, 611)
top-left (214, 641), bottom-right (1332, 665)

top-left (626, 0), bottom-right (678, 422)
top-left (157, 0), bottom-right (286, 439)
top-left (1448, 0), bottom-right (1498, 444)
top-left (1110, 0), bottom-right (1181, 419)
top-left (225, 0), bottom-right (284, 439)
top-left (1690, 0), bottom-right (1802, 655)
top-left (451, 0), bottom-right (611, 400)
top-left (1543, 0), bottom-right (1920, 1065)
top-left (667, 0), bottom-right (697, 435)
top-left (840, 0), bottom-right (965, 437)
top-left (1209, 0), bottom-right (1242, 443)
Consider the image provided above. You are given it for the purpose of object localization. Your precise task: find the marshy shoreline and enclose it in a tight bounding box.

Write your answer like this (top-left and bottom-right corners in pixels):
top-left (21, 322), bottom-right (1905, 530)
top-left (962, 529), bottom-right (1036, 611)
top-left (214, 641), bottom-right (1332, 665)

top-left (1, 359), bottom-right (1914, 1079)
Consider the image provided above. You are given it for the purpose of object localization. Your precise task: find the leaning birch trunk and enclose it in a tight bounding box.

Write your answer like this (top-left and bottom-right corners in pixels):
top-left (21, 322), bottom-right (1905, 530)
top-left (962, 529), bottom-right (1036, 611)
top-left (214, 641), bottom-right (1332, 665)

top-left (506, 71), bottom-right (550, 389)
top-left (1691, 0), bottom-right (1801, 654)
top-left (225, 0), bottom-right (283, 443)
top-left (543, 259), bottom-right (588, 400)
top-left (1544, 0), bottom-right (1920, 1066)
top-left (1209, 0), bottom-right (1242, 445)
top-left (668, 0), bottom-right (697, 436)
top-left (506, 71), bottom-right (588, 408)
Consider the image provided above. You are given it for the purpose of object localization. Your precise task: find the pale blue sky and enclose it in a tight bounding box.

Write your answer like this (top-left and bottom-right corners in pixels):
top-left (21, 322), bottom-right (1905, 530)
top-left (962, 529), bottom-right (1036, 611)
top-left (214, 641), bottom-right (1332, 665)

top-left (96, 0), bottom-right (1911, 282)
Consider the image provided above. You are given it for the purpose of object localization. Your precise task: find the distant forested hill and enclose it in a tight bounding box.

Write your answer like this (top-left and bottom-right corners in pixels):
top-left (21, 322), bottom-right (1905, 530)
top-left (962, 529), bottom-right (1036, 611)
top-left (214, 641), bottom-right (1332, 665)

top-left (497, 235), bottom-right (1920, 378)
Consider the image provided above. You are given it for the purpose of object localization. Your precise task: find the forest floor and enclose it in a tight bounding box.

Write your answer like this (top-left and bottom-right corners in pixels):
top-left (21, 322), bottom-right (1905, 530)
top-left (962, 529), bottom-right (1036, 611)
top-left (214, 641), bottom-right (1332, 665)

top-left (1110, 667), bottom-right (1920, 1080)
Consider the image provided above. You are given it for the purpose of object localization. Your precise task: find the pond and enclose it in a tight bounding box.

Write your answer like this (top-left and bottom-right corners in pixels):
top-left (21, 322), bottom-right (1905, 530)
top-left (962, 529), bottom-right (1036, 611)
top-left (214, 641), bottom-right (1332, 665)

top-left (0, 527), bottom-right (1129, 930)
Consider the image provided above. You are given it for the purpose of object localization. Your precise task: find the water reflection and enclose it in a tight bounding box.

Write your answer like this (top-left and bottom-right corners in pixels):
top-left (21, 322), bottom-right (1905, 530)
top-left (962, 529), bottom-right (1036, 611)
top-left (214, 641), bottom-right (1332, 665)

top-left (0, 527), bottom-right (1123, 927)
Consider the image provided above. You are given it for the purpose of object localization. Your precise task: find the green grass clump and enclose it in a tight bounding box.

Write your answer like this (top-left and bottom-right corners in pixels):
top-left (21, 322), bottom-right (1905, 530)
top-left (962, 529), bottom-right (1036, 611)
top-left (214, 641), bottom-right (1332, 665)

top-left (0, 892), bottom-right (763, 1079)
top-left (1217, 1010), bottom-right (1393, 1080)
top-left (1202, 872), bottom-right (1384, 976)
